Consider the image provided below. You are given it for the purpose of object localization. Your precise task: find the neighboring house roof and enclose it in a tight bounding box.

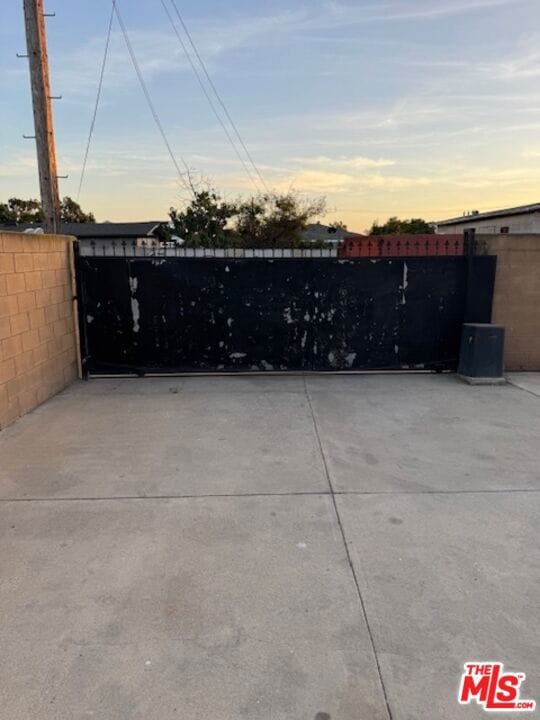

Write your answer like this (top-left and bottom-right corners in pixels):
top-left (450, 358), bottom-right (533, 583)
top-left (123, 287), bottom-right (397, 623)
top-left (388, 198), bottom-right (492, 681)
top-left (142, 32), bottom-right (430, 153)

top-left (0, 221), bottom-right (162, 238)
top-left (437, 202), bottom-right (540, 227)
top-left (62, 221), bottom-right (163, 238)
top-left (303, 222), bottom-right (363, 242)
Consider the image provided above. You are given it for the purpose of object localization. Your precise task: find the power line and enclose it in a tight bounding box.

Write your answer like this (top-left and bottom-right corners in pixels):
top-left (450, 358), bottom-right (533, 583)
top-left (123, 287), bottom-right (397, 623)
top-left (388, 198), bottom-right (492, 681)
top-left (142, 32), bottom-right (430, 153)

top-left (113, 0), bottom-right (194, 195)
top-left (159, 0), bottom-right (261, 193)
top-left (167, 0), bottom-right (270, 194)
top-left (76, 2), bottom-right (115, 202)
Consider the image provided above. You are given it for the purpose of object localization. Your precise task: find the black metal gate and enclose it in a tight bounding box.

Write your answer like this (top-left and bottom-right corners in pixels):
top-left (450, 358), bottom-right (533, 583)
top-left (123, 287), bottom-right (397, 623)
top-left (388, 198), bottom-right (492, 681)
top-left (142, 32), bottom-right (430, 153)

top-left (75, 244), bottom-right (496, 375)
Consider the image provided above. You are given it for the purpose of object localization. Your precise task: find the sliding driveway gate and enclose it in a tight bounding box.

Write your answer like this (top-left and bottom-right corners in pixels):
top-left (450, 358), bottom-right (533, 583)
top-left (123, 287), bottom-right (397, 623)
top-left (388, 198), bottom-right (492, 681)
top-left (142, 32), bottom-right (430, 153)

top-left (75, 241), bottom-right (496, 375)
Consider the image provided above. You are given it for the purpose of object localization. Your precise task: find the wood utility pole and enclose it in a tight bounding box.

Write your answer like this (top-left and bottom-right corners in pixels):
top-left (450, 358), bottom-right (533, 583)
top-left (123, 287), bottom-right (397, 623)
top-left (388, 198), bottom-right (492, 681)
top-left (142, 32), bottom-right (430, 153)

top-left (23, 0), bottom-right (61, 234)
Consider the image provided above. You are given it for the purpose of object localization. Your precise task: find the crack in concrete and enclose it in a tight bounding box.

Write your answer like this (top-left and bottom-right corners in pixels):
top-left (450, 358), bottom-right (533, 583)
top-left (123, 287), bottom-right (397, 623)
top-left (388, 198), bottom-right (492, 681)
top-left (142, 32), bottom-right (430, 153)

top-left (0, 488), bottom-right (538, 503)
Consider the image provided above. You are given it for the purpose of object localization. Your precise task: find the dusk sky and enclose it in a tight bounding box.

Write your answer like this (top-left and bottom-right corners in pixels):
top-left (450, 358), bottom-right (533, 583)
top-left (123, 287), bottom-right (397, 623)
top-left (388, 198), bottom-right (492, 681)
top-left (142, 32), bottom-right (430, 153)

top-left (2, 0), bottom-right (540, 231)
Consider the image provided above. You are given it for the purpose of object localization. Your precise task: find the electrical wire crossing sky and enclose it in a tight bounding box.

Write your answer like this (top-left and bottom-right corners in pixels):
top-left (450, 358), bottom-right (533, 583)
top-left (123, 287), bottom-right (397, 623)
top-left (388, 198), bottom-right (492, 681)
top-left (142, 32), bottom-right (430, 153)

top-left (2, 0), bottom-right (540, 231)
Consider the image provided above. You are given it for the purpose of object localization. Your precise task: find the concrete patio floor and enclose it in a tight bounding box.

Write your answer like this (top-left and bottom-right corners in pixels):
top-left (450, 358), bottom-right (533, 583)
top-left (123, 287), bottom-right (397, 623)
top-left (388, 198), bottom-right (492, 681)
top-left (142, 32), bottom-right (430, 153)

top-left (0, 374), bottom-right (538, 719)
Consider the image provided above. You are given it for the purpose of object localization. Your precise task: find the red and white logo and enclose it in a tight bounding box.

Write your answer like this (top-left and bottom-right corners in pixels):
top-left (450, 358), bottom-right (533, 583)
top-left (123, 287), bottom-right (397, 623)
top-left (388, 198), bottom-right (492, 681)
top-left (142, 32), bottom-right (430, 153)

top-left (459, 663), bottom-right (536, 712)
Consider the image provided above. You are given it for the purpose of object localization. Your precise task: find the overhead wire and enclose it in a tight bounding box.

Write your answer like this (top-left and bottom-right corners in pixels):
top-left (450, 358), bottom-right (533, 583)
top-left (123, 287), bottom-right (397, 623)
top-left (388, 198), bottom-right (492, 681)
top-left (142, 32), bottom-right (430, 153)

top-left (76, 2), bottom-right (115, 202)
top-left (112, 0), bottom-right (194, 195)
top-left (159, 0), bottom-right (261, 193)
top-left (77, 0), bottom-right (267, 202)
top-left (167, 0), bottom-right (270, 194)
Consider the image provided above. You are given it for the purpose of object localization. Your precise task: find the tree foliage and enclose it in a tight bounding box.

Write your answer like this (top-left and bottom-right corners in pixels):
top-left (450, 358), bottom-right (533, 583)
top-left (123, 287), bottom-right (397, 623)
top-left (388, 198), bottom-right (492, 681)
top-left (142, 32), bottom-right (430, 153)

top-left (168, 190), bottom-right (237, 248)
top-left (328, 220), bottom-right (348, 231)
top-left (60, 197), bottom-right (96, 223)
top-left (0, 197), bottom-right (95, 225)
top-left (235, 193), bottom-right (327, 248)
top-left (169, 189), bottom-right (329, 248)
top-left (368, 217), bottom-right (434, 235)
top-left (0, 198), bottom-right (42, 224)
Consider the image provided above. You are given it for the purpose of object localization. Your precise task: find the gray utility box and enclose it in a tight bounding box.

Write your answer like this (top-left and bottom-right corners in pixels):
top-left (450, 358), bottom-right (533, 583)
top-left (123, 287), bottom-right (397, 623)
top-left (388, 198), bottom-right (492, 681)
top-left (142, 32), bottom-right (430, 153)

top-left (458, 324), bottom-right (505, 384)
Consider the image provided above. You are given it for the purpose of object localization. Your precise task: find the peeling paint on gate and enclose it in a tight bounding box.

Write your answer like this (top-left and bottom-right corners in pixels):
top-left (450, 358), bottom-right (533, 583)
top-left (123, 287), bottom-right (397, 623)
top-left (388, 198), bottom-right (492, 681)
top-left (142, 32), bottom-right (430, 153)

top-left (401, 262), bottom-right (409, 305)
top-left (76, 256), bottom-right (497, 374)
top-left (128, 273), bottom-right (140, 333)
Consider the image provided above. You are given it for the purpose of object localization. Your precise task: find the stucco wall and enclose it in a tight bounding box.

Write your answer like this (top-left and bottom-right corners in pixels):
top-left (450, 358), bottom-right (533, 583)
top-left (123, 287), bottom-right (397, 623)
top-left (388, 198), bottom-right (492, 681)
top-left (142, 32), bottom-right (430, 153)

top-left (0, 232), bottom-right (79, 430)
top-left (436, 211), bottom-right (540, 235)
top-left (479, 234), bottom-right (540, 371)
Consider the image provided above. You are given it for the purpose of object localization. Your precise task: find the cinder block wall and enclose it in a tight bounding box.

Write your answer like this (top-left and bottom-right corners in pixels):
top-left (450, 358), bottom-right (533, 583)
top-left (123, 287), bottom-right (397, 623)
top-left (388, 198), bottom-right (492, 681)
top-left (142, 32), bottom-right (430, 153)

top-left (480, 235), bottom-right (540, 371)
top-left (0, 233), bottom-right (79, 429)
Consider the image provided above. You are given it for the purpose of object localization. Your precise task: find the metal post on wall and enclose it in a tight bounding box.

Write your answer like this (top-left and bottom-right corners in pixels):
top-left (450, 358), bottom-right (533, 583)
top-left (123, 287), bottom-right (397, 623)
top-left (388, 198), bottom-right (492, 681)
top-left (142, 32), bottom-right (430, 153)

top-left (464, 228), bottom-right (477, 323)
top-left (72, 241), bottom-right (90, 379)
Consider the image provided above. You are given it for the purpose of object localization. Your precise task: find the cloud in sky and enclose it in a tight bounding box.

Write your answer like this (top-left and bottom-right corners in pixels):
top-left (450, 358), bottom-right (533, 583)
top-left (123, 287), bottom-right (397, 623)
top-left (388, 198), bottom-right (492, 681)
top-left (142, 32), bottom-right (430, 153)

top-left (492, 37), bottom-right (540, 80)
top-left (330, 0), bottom-right (525, 22)
top-left (291, 155), bottom-right (396, 169)
top-left (6, 0), bottom-right (527, 98)
top-left (2, 0), bottom-right (540, 231)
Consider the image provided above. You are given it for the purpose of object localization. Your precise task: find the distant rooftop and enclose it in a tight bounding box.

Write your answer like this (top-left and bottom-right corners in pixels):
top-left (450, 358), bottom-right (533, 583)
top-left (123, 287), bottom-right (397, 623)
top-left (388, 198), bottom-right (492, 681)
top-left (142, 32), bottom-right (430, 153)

top-left (0, 221), bottom-right (163, 238)
top-left (437, 202), bottom-right (540, 226)
top-left (304, 222), bottom-right (363, 242)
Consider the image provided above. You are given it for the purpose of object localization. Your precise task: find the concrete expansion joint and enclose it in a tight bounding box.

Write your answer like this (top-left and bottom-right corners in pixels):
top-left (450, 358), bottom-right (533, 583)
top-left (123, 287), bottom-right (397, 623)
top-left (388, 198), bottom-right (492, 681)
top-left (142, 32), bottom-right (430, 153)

top-left (302, 375), bottom-right (394, 720)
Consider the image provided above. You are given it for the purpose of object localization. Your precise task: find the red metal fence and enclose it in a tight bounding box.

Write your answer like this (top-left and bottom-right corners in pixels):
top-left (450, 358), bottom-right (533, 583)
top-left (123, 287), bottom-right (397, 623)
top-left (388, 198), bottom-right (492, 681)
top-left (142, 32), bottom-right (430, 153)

top-left (339, 234), bottom-right (464, 258)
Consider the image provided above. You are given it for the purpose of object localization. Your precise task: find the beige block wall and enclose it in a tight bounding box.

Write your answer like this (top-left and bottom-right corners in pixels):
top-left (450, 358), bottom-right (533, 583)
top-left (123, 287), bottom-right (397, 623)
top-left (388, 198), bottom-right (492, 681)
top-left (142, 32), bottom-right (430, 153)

top-left (0, 233), bottom-right (79, 430)
top-left (479, 235), bottom-right (540, 371)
